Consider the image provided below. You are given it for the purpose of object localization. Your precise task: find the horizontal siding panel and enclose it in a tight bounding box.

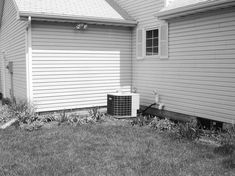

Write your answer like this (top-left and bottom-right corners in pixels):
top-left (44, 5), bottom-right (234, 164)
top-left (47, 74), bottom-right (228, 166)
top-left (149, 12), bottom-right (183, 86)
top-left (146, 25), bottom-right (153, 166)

top-left (170, 36), bottom-right (235, 46)
top-left (140, 95), bottom-right (234, 121)
top-left (33, 89), bottom-right (130, 99)
top-left (33, 83), bottom-right (123, 91)
top-left (32, 78), bottom-right (131, 84)
top-left (170, 8), bottom-right (235, 29)
top-left (33, 71), bottom-right (131, 76)
top-left (139, 85), bottom-right (235, 106)
top-left (32, 22), bottom-right (132, 112)
top-left (34, 95), bottom-right (111, 104)
top-left (34, 80), bottom-right (125, 90)
top-left (133, 76), bottom-right (235, 92)
top-left (134, 76), bottom-right (235, 90)
top-left (33, 34), bottom-right (131, 41)
top-left (32, 76), bottom-right (131, 81)
top-left (170, 30), bottom-right (235, 41)
top-left (34, 100), bottom-right (107, 112)
top-left (134, 79), bottom-right (235, 98)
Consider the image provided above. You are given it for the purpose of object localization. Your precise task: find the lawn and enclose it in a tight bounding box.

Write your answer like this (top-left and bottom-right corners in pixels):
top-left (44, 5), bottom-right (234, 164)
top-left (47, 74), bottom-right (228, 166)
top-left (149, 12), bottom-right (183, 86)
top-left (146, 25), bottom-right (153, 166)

top-left (0, 122), bottom-right (234, 176)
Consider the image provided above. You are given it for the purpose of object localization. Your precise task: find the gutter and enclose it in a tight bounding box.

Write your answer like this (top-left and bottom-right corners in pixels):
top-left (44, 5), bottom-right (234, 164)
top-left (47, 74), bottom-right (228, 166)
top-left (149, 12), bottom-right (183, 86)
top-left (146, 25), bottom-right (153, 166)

top-left (19, 12), bottom-right (137, 27)
top-left (156, 0), bottom-right (235, 20)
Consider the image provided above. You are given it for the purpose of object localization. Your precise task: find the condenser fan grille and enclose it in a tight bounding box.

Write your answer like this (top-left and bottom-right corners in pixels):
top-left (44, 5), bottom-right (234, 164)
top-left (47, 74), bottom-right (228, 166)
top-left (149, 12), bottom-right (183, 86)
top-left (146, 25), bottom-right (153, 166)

top-left (107, 95), bottom-right (132, 116)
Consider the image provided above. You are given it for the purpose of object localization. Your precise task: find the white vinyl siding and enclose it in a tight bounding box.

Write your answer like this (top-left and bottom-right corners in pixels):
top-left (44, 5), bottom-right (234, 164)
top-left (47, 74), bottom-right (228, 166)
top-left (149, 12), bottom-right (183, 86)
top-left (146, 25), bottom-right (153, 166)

top-left (136, 29), bottom-right (144, 59)
top-left (115, 0), bottom-right (235, 123)
top-left (115, 0), bottom-right (164, 60)
top-left (139, 8), bottom-right (235, 123)
top-left (0, 0), bottom-right (27, 99)
top-left (31, 22), bottom-right (132, 112)
top-left (163, 8), bottom-right (235, 123)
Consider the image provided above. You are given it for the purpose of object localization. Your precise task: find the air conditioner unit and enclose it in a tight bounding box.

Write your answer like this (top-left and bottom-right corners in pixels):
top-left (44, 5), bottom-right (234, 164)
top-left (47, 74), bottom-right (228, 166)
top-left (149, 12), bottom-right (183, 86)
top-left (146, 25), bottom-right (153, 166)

top-left (107, 93), bottom-right (140, 117)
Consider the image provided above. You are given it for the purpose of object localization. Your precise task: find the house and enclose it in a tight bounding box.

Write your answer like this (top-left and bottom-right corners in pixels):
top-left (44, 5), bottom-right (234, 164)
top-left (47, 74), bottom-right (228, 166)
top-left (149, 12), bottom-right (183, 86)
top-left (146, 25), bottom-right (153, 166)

top-left (1, 0), bottom-right (235, 124)
top-left (114, 0), bottom-right (235, 124)
top-left (0, 0), bottom-right (137, 111)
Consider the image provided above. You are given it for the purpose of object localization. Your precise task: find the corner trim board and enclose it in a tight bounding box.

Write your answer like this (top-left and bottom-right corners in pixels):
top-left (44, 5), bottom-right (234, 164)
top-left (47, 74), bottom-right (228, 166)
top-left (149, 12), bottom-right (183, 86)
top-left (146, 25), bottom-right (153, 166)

top-left (26, 16), bottom-right (33, 102)
top-left (1, 51), bottom-right (6, 97)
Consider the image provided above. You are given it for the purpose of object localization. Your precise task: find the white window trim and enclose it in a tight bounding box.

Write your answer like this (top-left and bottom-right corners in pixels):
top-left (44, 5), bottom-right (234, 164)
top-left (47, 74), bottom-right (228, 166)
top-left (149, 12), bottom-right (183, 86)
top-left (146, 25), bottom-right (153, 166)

top-left (144, 25), bottom-right (161, 59)
top-left (136, 22), bottom-right (168, 60)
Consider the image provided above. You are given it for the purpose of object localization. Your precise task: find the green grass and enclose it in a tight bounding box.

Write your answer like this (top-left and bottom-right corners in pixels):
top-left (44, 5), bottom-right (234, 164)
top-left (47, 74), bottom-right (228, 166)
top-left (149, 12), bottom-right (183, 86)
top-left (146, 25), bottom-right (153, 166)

top-left (0, 123), bottom-right (234, 176)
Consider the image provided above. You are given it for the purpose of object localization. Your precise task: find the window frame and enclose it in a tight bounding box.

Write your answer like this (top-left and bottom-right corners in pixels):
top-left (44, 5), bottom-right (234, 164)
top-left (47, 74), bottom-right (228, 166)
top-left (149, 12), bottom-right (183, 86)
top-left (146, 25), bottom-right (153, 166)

top-left (144, 26), bottom-right (160, 59)
top-left (136, 22), bottom-right (168, 60)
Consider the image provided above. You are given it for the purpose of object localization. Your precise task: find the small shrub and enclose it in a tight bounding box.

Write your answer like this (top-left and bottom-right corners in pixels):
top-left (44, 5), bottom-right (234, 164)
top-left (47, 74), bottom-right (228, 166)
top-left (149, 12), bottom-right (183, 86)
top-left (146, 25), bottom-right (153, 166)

top-left (55, 110), bottom-right (69, 123)
top-left (0, 99), bottom-right (43, 131)
top-left (20, 120), bottom-right (44, 131)
top-left (67, 113), bottom-right (97, 126)
top-left (9, 100), bottom-right (36, 123)
top-left (131, 114), bottom-right (152, 126)
top-left (175, 119), bottom-right (201, 141)
top-left (68, 114), bottom-right (80, 126)
top-left (149, 117), bottom-right (175, 131)
top-left (88, 107), bottom-right (103, 121)
top-left (0, 105), bottom-right (12, 123)
top-left (38, 113), bottom-right (56, 123)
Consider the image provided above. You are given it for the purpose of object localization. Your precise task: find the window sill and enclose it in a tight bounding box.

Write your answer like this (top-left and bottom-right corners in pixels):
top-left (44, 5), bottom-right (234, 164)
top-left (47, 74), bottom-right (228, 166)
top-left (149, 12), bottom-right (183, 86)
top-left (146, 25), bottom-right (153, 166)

top-left (136, 55), bottom-right (168, 60)
top-left (145, 55), bottom-right (160, 59)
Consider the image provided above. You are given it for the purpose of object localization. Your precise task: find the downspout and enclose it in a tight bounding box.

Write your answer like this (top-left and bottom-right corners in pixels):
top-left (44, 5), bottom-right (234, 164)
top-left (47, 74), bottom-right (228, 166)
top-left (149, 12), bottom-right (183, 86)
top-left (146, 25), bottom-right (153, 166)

top-left (0, 0), bottom-right (6, 97)
top-left (1, 51), bottom-right (6, 97)
top-left (26, 16), bottom-right (33, 103)
top-left (130, 27), bottom-right (133, 92)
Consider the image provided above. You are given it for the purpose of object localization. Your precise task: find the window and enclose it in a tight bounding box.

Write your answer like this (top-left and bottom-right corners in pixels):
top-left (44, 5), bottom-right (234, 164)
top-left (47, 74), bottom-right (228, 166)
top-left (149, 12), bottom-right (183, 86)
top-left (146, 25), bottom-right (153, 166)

top-left (146, 29), bottom-right (159, 56)
top-left (136, 22), bottom-right (168, 60)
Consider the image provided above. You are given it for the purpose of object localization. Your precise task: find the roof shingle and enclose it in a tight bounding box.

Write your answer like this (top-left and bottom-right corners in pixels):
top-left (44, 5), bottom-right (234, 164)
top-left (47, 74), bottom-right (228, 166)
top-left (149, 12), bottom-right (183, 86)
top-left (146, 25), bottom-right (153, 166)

top-left (14, 0), bottom-right (133, 21)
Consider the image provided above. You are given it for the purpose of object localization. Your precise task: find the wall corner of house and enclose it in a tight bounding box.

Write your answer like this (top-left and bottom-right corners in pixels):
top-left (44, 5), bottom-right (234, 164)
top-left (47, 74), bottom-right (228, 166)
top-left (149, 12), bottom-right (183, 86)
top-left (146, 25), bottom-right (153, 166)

top-left (25, 17), bottom-right (33, 103)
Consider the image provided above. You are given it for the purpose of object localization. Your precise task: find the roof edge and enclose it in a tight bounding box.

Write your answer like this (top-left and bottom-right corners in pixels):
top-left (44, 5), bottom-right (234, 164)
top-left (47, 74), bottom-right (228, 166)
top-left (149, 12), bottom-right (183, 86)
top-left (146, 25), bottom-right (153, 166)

top-left (105, 0), bottom-right (134, 21)
top-left (12, 0), bottom-right (20, 19)
top-left (156, 0), bottom-right (235, 20)
top-left (19, 12), bottom-right (137, 27)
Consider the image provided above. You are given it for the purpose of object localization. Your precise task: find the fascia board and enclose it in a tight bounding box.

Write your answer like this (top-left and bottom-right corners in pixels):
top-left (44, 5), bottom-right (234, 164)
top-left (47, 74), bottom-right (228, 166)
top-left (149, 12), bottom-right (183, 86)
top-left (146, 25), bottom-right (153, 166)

top-left (19, 12), bottom-right (137, 27)
top-left (156, 0), bottom-right (235, 20)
